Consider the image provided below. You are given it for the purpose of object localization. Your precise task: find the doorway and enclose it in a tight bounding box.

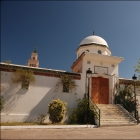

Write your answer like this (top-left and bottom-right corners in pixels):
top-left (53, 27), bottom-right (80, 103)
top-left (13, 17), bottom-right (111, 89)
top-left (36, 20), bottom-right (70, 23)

top-left (91, 77), bottom-right (109, 104)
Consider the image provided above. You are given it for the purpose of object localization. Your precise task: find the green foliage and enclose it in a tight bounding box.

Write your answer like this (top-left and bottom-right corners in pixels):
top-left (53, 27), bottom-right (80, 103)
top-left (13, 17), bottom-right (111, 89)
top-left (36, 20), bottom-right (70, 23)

top-left (48, 98), bottom-right (67, 124)
top-left (115, 85), bottom-right (138, 112)
top-left (55, 74), bottom-right (77, 92)
top-left (37, 114), bottom-right (46, 124)
top-left (134, 58), bottom-right (140, 80)
top-left (69, 99), bottom-right (95, 124)
top-left (12, 68), bottom-right (35, 86)
top-left (0, 96), bottom-right (4, 111)
top-left (5, 60), bottom-right (11, 64)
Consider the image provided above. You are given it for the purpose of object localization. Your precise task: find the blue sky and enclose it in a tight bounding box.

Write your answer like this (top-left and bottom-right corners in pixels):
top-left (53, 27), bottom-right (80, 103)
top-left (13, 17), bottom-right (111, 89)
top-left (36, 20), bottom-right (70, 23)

top-left (1, 1), bottom-right (140, 79)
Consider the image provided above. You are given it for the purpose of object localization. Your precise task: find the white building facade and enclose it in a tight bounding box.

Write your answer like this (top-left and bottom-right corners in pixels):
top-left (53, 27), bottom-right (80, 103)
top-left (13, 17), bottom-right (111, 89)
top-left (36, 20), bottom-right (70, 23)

top-left (1, 34), bottom-right (140, 122)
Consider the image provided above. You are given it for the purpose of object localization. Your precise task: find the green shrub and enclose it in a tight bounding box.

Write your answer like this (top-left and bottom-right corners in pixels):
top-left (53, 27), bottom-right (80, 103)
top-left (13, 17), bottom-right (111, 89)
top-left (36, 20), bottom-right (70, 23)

top-left (48, 98), bottom-right (67, 124)
top-left (69, 98), bottom-right (95, 124)
top-left (0, 96), bottom-right (4, 111)
top-left (115, 86), bottom-right (138, 112)
top-left (37, 114), bottom-right (46, 124)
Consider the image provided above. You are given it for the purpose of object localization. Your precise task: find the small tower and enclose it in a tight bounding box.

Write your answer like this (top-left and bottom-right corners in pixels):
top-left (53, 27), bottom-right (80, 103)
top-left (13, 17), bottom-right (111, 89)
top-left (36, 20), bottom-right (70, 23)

top-left (28, 46), bottom-right (39, 67)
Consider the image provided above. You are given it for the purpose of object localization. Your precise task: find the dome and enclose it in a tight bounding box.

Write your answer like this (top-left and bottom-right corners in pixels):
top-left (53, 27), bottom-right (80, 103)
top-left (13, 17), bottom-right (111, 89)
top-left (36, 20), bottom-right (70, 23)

top-left (79, 35), bottom-right (109, 48)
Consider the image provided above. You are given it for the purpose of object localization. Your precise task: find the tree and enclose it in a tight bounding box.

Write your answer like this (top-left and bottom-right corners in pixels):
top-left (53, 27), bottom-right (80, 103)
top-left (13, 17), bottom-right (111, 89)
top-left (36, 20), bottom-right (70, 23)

top-left (134, 58), bottom-right (140, 80)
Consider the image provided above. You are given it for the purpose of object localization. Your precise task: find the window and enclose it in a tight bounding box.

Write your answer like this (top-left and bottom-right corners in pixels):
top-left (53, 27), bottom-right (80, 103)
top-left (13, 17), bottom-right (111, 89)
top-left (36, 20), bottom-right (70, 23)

top-left (30, 64), bottom-right (36, 67)
top-left (21, 81), bottom-right (29, 89)
top-left (63, 84), bottom-right (69, 93)
top-left (98, 50), bottom-right (102, 54)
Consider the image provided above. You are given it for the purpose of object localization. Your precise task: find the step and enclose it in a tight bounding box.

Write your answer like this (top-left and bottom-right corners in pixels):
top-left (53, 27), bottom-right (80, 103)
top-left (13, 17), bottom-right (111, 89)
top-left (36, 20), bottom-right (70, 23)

top-left (100, 112), bottom-right (129, 115)
top-left (100, 116), bottom-right (131, 119)
top-left (101, 111), bottom-right (127, 113)
top-left (100, 113), bottom-right (128, 116)
top-left (100, 121), bottom-right (136, 124)
top-left (100, 120), bottom-right (131, 123)
top-left (101, 122), bottom-right (136, 124)
top-left (100, 123), bottom-right (136, 127)
top-left (100, 118), bottom-right (133, 121)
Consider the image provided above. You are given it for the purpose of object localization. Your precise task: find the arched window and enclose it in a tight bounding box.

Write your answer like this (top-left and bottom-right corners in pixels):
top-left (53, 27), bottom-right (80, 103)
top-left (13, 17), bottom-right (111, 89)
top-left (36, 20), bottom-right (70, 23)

top-left (98, 50), bottom-right (102, 54)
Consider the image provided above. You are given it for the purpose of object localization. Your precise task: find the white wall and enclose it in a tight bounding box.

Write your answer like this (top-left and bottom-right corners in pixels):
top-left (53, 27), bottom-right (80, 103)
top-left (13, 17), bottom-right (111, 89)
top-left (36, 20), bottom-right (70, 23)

top-left (1, 71), bottom-right (83, 122)
top-left (81, 55), bottom-right (119, 104)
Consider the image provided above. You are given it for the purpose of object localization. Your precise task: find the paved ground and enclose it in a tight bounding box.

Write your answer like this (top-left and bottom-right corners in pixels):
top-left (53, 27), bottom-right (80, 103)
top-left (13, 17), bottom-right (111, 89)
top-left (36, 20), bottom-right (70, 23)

top-left (1, 125), bottom-right (140, 139)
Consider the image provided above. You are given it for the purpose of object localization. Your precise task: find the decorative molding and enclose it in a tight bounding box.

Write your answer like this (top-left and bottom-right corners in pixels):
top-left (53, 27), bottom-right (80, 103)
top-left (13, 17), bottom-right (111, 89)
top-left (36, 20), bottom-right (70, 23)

top-left (97, 73), bottom-right (106, 78)
top-left (94, 66), bottom-right (108, 75)
top-left (0, 63), bottom-right (81, 80)
top-left (76, 42), bottom-right (110, 51)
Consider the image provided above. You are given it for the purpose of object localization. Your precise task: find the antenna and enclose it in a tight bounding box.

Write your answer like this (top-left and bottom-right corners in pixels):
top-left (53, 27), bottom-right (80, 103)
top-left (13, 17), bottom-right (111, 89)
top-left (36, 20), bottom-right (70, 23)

top-left (93, 31), bottom-right (94, 35)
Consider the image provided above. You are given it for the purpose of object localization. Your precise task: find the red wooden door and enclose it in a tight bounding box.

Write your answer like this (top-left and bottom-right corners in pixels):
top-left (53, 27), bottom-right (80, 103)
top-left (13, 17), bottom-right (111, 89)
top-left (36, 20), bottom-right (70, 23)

top-left (91, 77), bottom-right (109, 104)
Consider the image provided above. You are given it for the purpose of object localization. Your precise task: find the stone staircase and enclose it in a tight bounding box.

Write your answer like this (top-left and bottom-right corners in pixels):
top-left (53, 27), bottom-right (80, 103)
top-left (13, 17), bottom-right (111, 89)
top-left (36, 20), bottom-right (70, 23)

top-left (97, 104), bottom-right (137, 126)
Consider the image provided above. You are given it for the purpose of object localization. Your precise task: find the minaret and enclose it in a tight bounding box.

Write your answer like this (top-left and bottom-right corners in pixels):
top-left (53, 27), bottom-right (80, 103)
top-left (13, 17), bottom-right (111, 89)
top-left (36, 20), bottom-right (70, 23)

top-left (28, 46), bottom-right (39, 67)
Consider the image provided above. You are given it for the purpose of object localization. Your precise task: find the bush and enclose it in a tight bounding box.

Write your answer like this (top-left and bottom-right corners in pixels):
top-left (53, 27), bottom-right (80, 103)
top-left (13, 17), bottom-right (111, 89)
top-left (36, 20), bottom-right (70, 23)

top-left (48, 98), bottom-right (67, 124)
top-left (69, 98), bottom-right (95, 124)
top-left (37, 114), bottom-right (46, 124)
top-left (115, 86), bottom-right (138, 112)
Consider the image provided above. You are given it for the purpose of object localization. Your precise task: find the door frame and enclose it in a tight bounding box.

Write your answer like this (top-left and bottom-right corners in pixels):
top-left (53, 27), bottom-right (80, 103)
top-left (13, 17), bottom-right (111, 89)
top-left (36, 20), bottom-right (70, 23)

top-left (91, 76), bottom-right (109, 104)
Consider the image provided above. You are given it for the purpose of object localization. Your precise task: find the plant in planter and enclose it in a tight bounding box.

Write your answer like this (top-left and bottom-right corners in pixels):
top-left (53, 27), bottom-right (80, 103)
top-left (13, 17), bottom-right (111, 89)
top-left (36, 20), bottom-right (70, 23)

top-left (12, 68), bottom-right (35, 89)
top-left (55, 74), bottom-right (77, 92)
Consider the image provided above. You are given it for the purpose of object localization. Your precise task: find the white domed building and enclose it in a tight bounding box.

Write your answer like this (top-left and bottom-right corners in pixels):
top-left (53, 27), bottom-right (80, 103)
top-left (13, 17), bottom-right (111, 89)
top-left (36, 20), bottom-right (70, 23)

top-left (71, 34), bottom-right (124, 104)
top-left (1, 33), bottom-right (140, 125)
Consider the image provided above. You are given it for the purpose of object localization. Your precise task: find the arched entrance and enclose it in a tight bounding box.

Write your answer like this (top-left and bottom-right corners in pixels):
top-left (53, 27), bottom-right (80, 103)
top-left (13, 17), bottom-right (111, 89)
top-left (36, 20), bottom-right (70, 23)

top-left (91, 77), bottom-right (109, 104)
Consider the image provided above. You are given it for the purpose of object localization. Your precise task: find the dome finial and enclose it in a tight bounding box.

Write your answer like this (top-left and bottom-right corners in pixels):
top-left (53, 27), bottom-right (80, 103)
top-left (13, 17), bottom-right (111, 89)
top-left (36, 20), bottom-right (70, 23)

top-left (33, 45), bottom-right (37, 53)
top-left (93, 31), bottom-right (94, 35)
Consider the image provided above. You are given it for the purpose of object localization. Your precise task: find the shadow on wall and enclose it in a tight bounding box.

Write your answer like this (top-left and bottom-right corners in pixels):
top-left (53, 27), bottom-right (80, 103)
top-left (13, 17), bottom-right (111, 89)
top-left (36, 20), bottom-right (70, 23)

top-left (1, 72), bottom-right (28, 113)
top-left (24, 88), bottom-right (74, 122)
top-left (1, 83), bottom-right (27, 114)
top-left (23, 76), bottom-right (79, 123)
top-left (1, 74), bottom-right (80, 123)
top-left (24, 87), bottom-right (55, 122)
top-left (24, 87), bottom-right (78, 123)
